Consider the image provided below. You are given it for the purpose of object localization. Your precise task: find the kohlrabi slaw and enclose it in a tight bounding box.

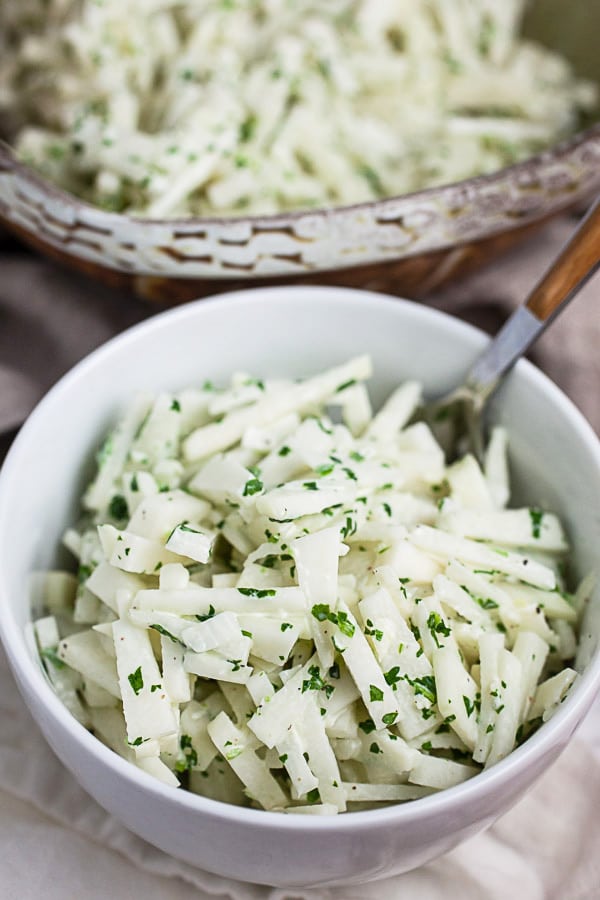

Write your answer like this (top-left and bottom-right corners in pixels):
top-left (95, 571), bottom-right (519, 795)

top-left (32, 357), bottom-right (589, 813)
top-left (0, 1), bottom-right (596, 217)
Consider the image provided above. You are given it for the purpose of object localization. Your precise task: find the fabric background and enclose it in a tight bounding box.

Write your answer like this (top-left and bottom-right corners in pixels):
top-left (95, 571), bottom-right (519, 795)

top-left (0, 216), bottom-right (599, 899)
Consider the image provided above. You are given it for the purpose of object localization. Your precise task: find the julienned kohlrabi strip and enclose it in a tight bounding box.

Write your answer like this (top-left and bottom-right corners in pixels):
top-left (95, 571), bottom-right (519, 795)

top-left (34, 356), bottom-right (587, 812)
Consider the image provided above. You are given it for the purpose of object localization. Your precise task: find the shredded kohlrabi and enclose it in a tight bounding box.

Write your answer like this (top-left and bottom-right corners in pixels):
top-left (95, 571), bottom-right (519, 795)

top-left (0, 1), bottom-right (596, 217)
top-left (33, 357), bottom-right (588, 813)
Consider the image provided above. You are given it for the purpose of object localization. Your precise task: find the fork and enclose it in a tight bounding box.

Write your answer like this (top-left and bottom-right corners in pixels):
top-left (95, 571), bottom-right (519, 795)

top-left (422, 196), bottom-right (600, 461)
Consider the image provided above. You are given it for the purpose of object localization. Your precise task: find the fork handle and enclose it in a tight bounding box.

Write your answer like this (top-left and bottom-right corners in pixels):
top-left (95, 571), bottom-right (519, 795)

top-left (527, 195), bottom-right (600, 321)
top-left (467, 195), bottom-right (600, 398)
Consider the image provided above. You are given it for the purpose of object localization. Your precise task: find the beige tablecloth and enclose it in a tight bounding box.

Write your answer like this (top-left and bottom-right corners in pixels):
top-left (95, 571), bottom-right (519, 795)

top-left (1, 218), bottom-right (599, 899)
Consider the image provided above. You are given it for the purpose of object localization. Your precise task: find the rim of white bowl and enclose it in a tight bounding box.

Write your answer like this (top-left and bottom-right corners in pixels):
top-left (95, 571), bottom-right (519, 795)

top-left (1, 285), bottom-right (600, 833)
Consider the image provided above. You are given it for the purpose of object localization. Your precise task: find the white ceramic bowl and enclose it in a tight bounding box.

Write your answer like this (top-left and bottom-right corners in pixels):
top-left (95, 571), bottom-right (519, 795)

top-left (0, 286), bottom-right (599, 889)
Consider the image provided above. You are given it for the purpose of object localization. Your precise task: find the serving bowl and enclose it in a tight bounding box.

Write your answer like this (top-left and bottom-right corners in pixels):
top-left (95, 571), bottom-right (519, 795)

top-left (0, 286), bottom-right (599, 888)
top-left (1, 2), bottom-right (600, 305)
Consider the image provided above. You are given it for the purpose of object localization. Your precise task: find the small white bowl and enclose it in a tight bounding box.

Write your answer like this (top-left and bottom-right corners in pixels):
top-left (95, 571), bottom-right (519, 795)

top-left (0, 286), bottom-right (599, 888)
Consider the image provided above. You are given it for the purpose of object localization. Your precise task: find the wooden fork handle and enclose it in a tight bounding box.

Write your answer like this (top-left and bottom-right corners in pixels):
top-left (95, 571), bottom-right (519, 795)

top-left (466, 195), bottom-right (600, 400)
top-left (527, 195), bottom-right (600, 322)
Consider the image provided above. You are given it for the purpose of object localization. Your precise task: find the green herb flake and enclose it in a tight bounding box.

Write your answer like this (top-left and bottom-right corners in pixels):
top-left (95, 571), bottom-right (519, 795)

top-left (225, 746), bottom-right (243, 760)
top-left (278, 445), bottom-right (292, 457)
top-left (238, 588), bottom-right (276, 598)
top-left (412, 675), bottom-right (437, 704)
top-left (369, 742), bottom-right (382, 755)
top-left (128, 666), bottom-right (144, 696)
top-left (243, 477), bottom-right (263, 496)
top-left (196, 604), bottom-right (216, 621)
top-left (382, 711), bottom-right (398, 726)
top-left (328, 662), bottom-right (340, 680)
top-left (150, 623), bottom-right (179, 642)
top-left (109, 494), bottom-right (128, 520)
top-left (306, 788), bottom-right (321, 804)
top-left (369, 684), bottom-right (384, 702)
top-left (336, 610), bottom-right (355, 638)
top-left (175, 734), bottom-right (198, 772)
top-left (280, 622), bottom-right (293, 632)
top-left (336, 378), bottom-right (357, 393)
top-left (301, 665), bottom-right (334, 699)
top-left (170, 399), bottom-right (181, 412)
top-left (364, 619), bottom-right (383, 642)
top-left (315, 463), bottom-right (335, 476)
top-left (475, 596), bottom-right (499, 610)
top-left (311, 603), bottom-right (331, 622)
top-left (303, 481), bottom-right (319, 491)
top-left (358, 718), bottom-right (376, 734)
top-left (463, 695), bottom-right (476, 717)
top-left (529, 508), bottom-right (544, 539)
top-left (341, 516), bottom-right (356, 539)
top-left (41, 647), bottom-right (65, 670)
top-left (427, 611), bottom-right (451, 648)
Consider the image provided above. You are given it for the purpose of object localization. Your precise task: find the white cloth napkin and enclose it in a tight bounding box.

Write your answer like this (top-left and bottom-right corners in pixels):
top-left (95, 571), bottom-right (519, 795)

top-left (1, 216), bottom-right (600, 898)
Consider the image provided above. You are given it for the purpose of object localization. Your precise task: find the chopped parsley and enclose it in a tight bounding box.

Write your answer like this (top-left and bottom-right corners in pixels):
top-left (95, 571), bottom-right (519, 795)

top-left (238, 587), bottom-right (276, 598)
top-left (175, 734), bottom-right (198, 772)
top-left (336, 378), bottom-right (357, 393)
top-left (196, 605), bottom-right (216, 621)
top-left (310, 604), bottom-right (355, 637)
top-left (41, 647), bottom-right (65, 669)
top-left (243, 477), bottom-right (263, 496)
top-left (529, 508), bottom-right (544, 539)
top-left (315, 463), bottom-right (334, 476)
top-left (109, 494), bottom-right (128, 520)
top-left (150, 623), bottom-right (179, 642)
top-left (340, 516), bottom-right (356, 539)
top-left (127, 666), bottom-right (144, 696)
top-left (358, 718), bottom-right (376, 734)
top-left (369, 684), bottom-right (384, 702)
top-left (426, 611), bottom-right (451, 648)
top-left (301, 665), bottom-right (334, 699)
top-left (364, 618), bottom-right (383, 642)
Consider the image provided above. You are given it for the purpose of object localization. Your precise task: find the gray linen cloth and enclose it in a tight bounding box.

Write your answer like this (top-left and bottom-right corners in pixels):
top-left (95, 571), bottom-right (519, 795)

top-left (0, 217), bottom-right (599, 900)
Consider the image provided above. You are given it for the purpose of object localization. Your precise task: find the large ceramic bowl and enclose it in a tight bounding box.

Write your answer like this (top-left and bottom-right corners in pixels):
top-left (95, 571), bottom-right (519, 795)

top-left (0, 1), bottom-right (599, 304)
top-left (0, 286), bottom-right (599, 888)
